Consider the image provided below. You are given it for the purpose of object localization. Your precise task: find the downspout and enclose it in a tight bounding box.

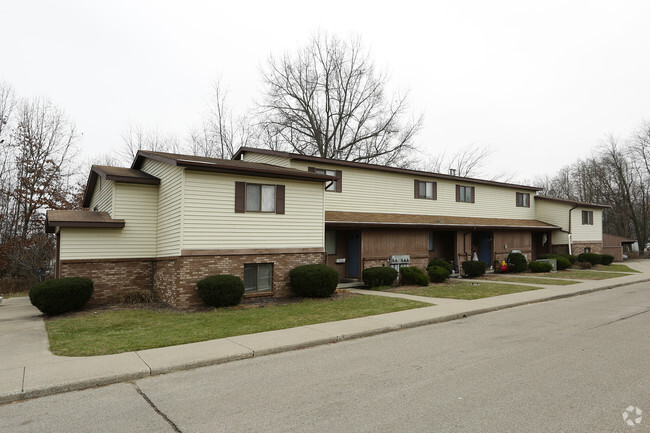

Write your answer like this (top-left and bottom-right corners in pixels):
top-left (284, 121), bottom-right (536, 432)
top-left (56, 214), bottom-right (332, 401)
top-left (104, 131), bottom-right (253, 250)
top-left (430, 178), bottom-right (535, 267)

top-left (559, 204), bottom-right (579, 255)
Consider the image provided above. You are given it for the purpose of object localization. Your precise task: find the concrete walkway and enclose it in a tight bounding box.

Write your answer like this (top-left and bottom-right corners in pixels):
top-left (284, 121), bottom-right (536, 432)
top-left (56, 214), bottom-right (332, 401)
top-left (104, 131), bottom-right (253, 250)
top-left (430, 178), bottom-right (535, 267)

top-left (1, 260), bottom-right (649, 404)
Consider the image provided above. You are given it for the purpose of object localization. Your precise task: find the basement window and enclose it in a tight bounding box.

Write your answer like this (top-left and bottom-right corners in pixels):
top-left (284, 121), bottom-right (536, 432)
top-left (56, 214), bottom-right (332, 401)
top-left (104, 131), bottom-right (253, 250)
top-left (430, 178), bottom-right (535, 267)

top-left (244, 263), bottom-right (273, 293)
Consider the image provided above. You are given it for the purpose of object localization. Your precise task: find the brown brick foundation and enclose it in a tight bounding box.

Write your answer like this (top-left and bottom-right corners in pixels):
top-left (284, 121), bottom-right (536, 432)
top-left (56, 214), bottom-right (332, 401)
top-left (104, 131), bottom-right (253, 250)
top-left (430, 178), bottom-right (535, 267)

top-left (60, 252), bottom-right (327, 309)
top-left (570, 242), bottom-right (603, 255)
top-left (59, 259), bottom-right (153, 306)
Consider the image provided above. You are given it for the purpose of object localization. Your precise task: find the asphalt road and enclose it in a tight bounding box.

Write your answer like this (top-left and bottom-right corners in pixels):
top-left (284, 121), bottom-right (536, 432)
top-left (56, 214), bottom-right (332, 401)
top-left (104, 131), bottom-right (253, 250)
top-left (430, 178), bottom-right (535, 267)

top-left (1, 282), bottom-right (648, 433)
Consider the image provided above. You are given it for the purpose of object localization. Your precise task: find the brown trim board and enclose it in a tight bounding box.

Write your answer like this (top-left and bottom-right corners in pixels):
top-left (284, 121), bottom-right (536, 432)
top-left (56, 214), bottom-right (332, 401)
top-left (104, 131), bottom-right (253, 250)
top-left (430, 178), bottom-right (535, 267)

top-left (181, 247), bottom-right (325, 256)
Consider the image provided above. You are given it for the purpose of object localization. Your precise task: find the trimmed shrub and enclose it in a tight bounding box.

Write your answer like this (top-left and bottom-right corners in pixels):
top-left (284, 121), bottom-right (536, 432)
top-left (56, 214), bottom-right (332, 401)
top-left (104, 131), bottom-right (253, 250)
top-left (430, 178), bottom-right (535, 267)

top-left (528, 261), bottom-right (553, 273)
top-left (428, 266), bottom-right (449, 283)
top-left (462, 260), bottom-right (487, 278)
top-left (400, 266), bottom-right (430, 286)
top-left (507, 252), bottom-right (528, 273)
top-left (538, 254), bottom-right (571, 270)
top-left (561, 253), bottom-right (578, 265)
top-left (29, 277), bottom-right (94, 316)
top-left (578, 252), bottom-right (601, 265)
top-left (427, 259), bottom-right (453, 276)
top-left (197, 275), bottom-right (245, 307)
top-left (290, 264), bottom-right (339, 297)
top-left (577, 261), bottom-right (593, 269)
top-left (599, 254), bottom-right (615, 265)
top-left (362, 266), bottom-right (398, 288)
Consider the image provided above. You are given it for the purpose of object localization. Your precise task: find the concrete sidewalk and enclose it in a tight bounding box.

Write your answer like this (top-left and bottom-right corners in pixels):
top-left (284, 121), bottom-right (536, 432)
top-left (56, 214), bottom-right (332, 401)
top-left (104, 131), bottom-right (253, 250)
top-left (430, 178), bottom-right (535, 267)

top-left (1, 261), bottom-right (649, 404)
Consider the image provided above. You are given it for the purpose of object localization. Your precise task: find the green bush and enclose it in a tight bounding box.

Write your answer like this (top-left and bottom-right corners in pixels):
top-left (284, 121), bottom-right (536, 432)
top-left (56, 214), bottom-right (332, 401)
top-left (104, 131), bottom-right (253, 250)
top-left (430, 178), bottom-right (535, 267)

top-left (578, 252), bottom-right (601, 265)
top-left (362, 266), bottom-right (398, 288)
top-left (528, 261), bottom-right (553, 273)
top-left (400, 266), bottom-right (430, 286)
top-left (428, 266), bottom-right (449, 283)
top-left (29, 277), bottom-right (94, 316)
top-left (599, 254), bottom-right (615, 265)
top-left (197, 275), bottom-right (245, 307)
top-left (462, 261), bottom-right (487, 278)
top-left (507, 252), bottom-right (528, 273)
top-left (427, 259), bottom-right (452, 276)
top-left (538, 254), bottom-right (571, 270)
top-left (561, 253), bottom-right (578, 265)
top-left (577, 261), bottom-right (593, 269)
top-left (290, 264), bottom-right (339, 297)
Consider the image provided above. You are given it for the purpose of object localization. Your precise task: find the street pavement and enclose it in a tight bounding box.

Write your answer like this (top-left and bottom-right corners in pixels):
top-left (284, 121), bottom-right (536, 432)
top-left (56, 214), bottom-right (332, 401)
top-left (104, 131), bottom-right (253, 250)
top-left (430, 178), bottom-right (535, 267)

top-left (0, 279), bottom-right (648, 432)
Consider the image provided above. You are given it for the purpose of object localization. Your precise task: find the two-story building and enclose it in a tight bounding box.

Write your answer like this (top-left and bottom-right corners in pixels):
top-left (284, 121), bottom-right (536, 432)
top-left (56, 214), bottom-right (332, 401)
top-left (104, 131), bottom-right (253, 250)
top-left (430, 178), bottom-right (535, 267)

top-left (45, 148), bottom-right (606, 307)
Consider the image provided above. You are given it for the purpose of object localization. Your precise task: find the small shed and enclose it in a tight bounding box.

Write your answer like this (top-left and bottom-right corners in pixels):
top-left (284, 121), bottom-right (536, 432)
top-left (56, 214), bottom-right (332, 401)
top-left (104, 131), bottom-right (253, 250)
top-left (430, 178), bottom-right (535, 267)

top-left (602, 233), bottom-right (636, 261)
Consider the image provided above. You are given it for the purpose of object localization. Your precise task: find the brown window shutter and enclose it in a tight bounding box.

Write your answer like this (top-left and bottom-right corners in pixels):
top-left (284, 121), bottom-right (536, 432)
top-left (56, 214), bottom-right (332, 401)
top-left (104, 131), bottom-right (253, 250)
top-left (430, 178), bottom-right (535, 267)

top-left (455, 185), bottom-right (460, 202)
top-left (308, 167), bottom-right (316, 173)
top-left (471, 187), bottom-right (475, 203)
top-left (335, 170), bottom-right (342, 192)
top-left (235, 182), bottom-right (245, 213)
top-left (275, 185), bottom-right (285, 214)
top-left (414, 180), bottom-right (419, 198)
top-left (432, 182), bottom-right (437, 200)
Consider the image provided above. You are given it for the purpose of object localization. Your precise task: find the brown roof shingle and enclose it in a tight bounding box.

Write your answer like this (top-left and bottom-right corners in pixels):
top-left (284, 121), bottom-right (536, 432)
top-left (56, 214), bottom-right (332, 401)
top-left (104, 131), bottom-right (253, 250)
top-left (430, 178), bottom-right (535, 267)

top-left (132, 150), bottom-right (336, 182)
top-left (325, 211), bottom-right (560, 230)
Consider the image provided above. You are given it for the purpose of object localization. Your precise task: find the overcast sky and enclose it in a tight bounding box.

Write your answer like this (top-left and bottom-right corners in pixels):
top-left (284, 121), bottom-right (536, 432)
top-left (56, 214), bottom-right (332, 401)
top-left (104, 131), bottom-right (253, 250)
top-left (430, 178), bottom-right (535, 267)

top-left (3, 0), bottom-right (650, 182)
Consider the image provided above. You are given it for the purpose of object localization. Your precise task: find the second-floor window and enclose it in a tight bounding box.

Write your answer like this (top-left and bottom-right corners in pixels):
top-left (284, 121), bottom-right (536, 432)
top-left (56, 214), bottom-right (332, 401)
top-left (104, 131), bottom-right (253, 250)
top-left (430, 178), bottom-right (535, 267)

top-left (582, 210), bottom-right (593, 225)
top-left (456, 185), bottom-right (475, 203)
top-left (414, 180), bottom-right (437, 200)
top-left (309, 167), bottom-right (342, 192)
top-left (516, 192), bottom-right (530, 207)
top-left (235, 182), bottom-right (285, 214)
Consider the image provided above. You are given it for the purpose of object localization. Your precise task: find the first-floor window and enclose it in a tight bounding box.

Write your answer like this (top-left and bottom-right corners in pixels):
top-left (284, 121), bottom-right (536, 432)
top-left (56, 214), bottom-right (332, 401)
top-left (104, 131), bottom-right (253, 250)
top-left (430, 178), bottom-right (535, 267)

top-left (244, 263), bottom-right (273, 293)
top-left (325, 230), bottom-right (337, 254)
top-left (582, 210), bottom-right (593, 225)
top-left (428, 231), bottom-right (435, 252)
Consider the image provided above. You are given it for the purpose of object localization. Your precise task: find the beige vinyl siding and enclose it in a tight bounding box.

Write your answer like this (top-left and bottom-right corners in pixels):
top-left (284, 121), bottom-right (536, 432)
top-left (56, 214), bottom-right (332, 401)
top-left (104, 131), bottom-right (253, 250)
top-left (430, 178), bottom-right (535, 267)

top-left (290, 161), bottom-right (537, 220)
top-left (60, 183), bottom-right (158, 259)
top-left (572, 207), bottom-right (602, 242)
top-left (88, 177), bottom-right (114, 215)
top-left (182, 170), bottom-right (324, 250)
top-left (535, 200), bottom-right (570, 244)
top-left (140, 158), bottom-right (184, 257)
top-left (241, 153), bottom-right (292, 167)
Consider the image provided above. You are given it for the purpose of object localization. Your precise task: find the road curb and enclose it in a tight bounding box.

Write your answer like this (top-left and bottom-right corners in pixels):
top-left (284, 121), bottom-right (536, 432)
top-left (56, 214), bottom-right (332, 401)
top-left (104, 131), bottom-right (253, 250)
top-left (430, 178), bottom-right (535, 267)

top-left (2, 276), bottom-right (649, 405)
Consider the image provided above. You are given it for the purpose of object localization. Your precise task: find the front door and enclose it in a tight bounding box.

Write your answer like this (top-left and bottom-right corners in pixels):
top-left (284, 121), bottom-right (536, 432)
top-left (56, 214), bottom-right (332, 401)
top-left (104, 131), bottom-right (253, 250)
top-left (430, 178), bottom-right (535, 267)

top-left (347, 231), bottom-right (361, 277)
top-left (476, 231), bottom-right (493, 264)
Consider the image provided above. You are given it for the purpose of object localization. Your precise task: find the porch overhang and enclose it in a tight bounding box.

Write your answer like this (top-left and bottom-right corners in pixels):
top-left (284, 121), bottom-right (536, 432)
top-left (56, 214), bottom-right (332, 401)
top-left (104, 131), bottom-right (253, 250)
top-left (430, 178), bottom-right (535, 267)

top-left (325, 211), bottom-right (560, 231)
top-left (45, 210), bottom-right (125, 233)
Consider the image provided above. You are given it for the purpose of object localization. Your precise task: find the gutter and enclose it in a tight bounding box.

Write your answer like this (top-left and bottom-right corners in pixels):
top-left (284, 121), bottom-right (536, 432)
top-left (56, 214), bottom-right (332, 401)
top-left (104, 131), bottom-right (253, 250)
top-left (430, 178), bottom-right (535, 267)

top-left (559, 204), bottom-right (579, 255)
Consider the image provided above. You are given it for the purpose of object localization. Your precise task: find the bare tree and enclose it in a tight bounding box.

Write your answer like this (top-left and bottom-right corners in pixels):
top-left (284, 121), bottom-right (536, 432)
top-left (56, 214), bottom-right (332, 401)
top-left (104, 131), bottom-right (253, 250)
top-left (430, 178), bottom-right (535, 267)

top-left (118, 122), bottom-right (182, 164)
top-left (421, 143), bottom-right (514, 181)
top-left (189, 80), bottom-right (254, 159)
top-left (258, 32), bottom-right (422, 166)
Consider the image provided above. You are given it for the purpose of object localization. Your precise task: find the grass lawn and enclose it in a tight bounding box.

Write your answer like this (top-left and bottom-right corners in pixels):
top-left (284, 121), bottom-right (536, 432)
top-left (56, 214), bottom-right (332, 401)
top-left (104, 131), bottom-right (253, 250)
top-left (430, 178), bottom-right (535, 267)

top-left (45, 295), bottom-right (429, 357)
top-left (389, 280), bottom-right (542, 300)
top-left (481, 275), bottom-right (580, 285)
top-left (536, 270), bottom-right (631, 280)
top-left (592, 264), bottom-right (639, 273)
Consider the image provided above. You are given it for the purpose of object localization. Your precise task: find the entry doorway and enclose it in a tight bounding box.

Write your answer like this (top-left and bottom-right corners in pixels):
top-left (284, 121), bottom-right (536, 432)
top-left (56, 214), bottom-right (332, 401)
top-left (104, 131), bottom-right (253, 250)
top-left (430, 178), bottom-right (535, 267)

top-left (347, 231), bottom-right (361, 278)
top-left (473, 231), bottom-right (493, 265)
